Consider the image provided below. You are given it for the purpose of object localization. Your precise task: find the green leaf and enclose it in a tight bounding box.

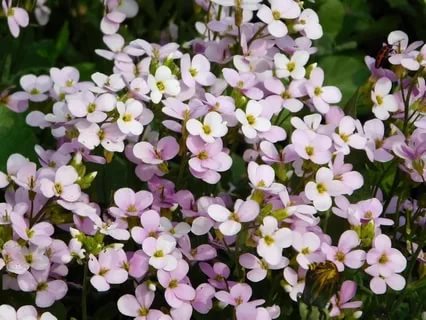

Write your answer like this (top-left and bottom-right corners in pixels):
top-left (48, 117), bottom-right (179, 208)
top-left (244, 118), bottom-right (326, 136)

top-left (54, 22), bottom-right (70, 62)
top-left (319, 54), bottom-right (369, 105)
top-left (0, 106), bottom-right (37, 171)
top-left (318, 0), bottom-right (345, 41)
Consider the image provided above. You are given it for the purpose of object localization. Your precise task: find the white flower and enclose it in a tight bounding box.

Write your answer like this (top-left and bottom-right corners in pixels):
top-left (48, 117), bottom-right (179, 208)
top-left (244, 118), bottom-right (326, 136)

top-left (257, 216), bottom-right (292, 265)
top-left (257, 0), bottom-right (301, 38)
top-left (294, 9), bottom-right (323, 40)
top-left (147, 66), bottom-right (181, 103)
top-left (305, 167), bottom-right (344, 211)
top-left (142, 234), bottom-right (178, 271)
top-left (371, 77), bottom-right (398, 120)
top-left (186, 112), bottom-right (228, 143)
top-left (212, 0), bottom-right (262, 11)
top-left (235, 100), bottom-right (271, 139)
top-left (116, 99), bottom-right (144, 135)
top-left (274, 51), bottom-right (309, 79)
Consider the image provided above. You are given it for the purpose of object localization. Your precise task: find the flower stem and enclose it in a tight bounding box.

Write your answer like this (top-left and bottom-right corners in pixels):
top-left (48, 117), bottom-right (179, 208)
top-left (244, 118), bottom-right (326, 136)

top-left (82, 260), bottom-right (89, 320)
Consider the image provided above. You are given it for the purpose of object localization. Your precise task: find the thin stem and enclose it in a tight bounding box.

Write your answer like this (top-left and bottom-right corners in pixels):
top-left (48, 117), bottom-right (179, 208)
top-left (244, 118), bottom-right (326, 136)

top-left (82, 259), bottom-right (89, 320)
top-left (247, 24), bottom-right (267, 48)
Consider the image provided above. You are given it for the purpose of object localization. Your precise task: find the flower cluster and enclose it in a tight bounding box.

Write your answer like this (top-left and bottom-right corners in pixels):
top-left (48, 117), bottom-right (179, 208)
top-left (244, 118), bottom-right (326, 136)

top-left (0, 0), bottom-right (425, 319)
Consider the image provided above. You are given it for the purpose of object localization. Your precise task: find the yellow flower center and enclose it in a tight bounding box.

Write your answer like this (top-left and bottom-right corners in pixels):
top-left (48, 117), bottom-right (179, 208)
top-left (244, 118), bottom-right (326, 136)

top-left (316, 183), bottom-right (327, 194)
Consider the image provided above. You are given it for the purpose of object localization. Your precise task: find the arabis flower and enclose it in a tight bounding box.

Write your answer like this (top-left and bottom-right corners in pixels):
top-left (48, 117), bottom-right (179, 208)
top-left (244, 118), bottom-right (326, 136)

top-left (371, 77), bottom-right (398, 120)
top-left (257, 0), bottom-right (301, 38)
top-left (186, 112), bottom-right (228, 143)
top-left (147, 66), bottom-right (180, 103)
top-left (142, 234), bottom-right (178, 271)
top-left (40, 166), bottom-right (81, 202)
top-left (305, 167), bottom-right (344, 211)
top-left (306, 67), bottom-right (342, 113)
top-left (257, 216), bottom-right (292, 265)
top-left (2, 0), bottom-right (29, 38)
top-left (181, 54), bottom-right (216, 87)
top-left (321, 230), bottom-right (366, 271)
top-left (208, 199), bottom-right (259, 236)
top-left (274, 51), bottom-right (309, 79)
top-left (117, 99), bottom-right (144, 135)
top-left (236, 100), bottom-right (271, 139)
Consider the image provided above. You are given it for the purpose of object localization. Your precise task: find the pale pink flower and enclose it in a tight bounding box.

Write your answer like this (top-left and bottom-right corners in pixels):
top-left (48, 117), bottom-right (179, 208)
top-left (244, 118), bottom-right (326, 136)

top-left (117, 283), bottom-right (163, 319)
top-left (208, 199), bottom-right (259, 236)
top-left (2, 0), bottom-right (29, 38)
top-left (158, 260), bottom-right (196, 308)
top-left (292, 231), bottom-right (322, 269)
top-left (239, 253), bottom-right (288, 282)
top-left (17, 268), bottom-right (67, 308)
top-left (283, 267), bottom-right (306, 301)
top-left (321, 230), bottom-right (365, 271)
top-left (11, 214), bottom-right (54, 247)
top-left (40, 165), bottom-right (81, 202)
top-left (133, 137), bottom-right (179, 165)
top-left (292, 129), bottom-right (332, 164)
top-left (88, 248), bottom-right (128, 291)
top-left (329, 281), bottom-right (362, 317)
top-left (19, 74), bottom-right (52, 102)
top-left (181, 54), bottom-right (216, 87)
top-left (109, 188), bottom-right (153, 218)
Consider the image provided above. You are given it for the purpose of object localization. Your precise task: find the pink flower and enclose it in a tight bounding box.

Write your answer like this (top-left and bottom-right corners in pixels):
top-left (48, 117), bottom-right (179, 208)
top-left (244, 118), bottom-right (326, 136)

top-left (11, 214), bottom-right (54, 247)
top-left (257, 216), bottom-right (292, 265)
top-left (371, 77), bottom-right (398, 120)
top-left (181, 54), bottom-right (216, 87)
top-left (40, 165), bottom-right (81, 202)
top-left (117, 283), bottom-right (164, 319)
top-left (131, 210), bottom-right (161, 244)
top-left (329, 281), bottom-right (362, 317)
top-left (306, 67), bottom-right (342, 113)
top-left (100, 11), bottom-right (125, 35)
top-left (142, 234), bottom-right (177, 271)
top-left (200, 262), bottom-right (231, 289)
top-left (305, 167), bottom-right (344, 211)
top-left (321, 230), bottom-right (365, 271)
top-left (134, 137), bottom-right (179, 165)
top-left (158, 260), bottom-right (196, 308)
top-left (236, 101), bottom-right (271, 139)
top-left (109, 188), bottom-right (153, 218)
top-left (283, 267), bottom-right (306, 301)
top-left (17, 268), bottom-right (67, 308)
top-left (208, 199), bottom-right (259, 236)
top-left (67, 92), bottom-right (116, 123)
top-left (192, 283), bottom-right (215, 314)
top-left (366, 234), bottom-right (406, 277)
top-left (291, 129), bottom-right (332, 165)
top-left (1, 240), bottom-right (29, 274)
top-left (186, 112), bottom-right (228, 143)
top-left (2, 0), bottom-right (29, 38)
top-left (363, 119), bottom-right (397, 162)
top-left (223, 69), bottom-right (263, 100)
top-left (187, 136), bottom-right (232, 184)
top-left (247, 161), bottom-right (282, 192)
top-left (19, 74), bottom-right (52, 102)
top-left (88, 248), bottom-right (129, 291)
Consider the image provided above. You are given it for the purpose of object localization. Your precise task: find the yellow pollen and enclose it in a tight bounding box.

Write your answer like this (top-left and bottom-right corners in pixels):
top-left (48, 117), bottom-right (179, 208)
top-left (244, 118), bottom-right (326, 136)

top-left (316, 183), bottom-right (327, 194)
top-left (157, 81), bottom-right (165, 91)
top-left (246, 114), bottom-right (256, 125)
top-left (272, 10), bottom-right (281, 20)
